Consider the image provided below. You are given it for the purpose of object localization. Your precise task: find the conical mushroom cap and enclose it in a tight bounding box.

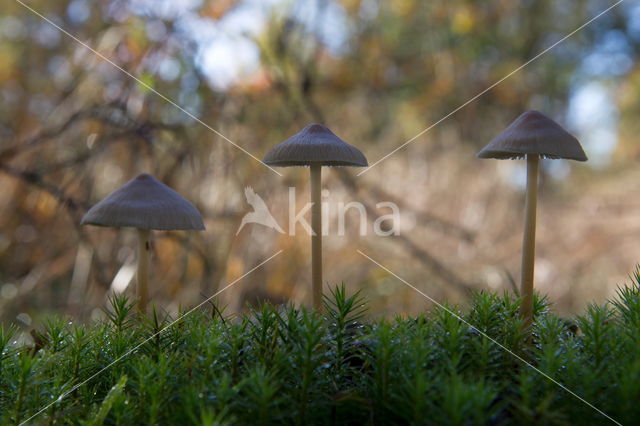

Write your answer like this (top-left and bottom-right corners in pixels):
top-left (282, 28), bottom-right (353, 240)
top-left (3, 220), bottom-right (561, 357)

top-left (81, 174), bottom-right (205, 231)
top-left (263, 123), bottom-right (368, 167)
top-left (477, 111), bottom-right (587, 161)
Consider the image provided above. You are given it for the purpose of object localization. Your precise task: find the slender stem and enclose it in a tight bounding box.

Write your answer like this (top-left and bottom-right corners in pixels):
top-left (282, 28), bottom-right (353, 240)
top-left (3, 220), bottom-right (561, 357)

top-left (137, 229), bottom-right (150, 313)
top-left (520, 154), bottom-right (539, 328)
top-left (14, 372), bottom-right (27, 426)
top-left (310, 165), bottom-right (322, 310)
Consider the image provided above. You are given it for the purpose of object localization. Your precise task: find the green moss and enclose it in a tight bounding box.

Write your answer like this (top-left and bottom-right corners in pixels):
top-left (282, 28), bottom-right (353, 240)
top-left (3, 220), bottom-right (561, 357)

top-left (2, 276), bottom-right (640, 425)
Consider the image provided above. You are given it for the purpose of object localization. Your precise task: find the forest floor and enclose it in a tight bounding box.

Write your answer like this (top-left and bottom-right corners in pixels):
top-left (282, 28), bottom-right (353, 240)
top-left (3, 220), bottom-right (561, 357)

top-left (2, 278), bottom-right (640, 425)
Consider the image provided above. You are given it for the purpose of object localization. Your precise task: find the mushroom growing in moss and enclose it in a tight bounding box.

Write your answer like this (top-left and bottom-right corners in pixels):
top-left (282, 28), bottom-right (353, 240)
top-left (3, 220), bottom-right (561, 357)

top-left (477, 111), bottom-right (587, 328)
top-left (263, 124), bottom-right (368, 309)
top-left (81, 173), bottom-right (205, 312)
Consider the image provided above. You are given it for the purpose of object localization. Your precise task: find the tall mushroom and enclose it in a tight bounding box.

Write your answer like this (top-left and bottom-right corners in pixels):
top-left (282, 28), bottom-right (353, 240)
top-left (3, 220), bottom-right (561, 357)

top-left (81, 173), bottom-right (205, 312)
top-left (263, 124), bottom-right (368, 309)
top-left (477, 111), bottom-right (587, 327)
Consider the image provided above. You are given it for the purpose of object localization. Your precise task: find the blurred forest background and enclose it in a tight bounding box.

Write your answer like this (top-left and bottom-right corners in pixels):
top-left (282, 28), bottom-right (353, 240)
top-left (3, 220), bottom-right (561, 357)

top-left (1, 0), bottom-right (639, 324)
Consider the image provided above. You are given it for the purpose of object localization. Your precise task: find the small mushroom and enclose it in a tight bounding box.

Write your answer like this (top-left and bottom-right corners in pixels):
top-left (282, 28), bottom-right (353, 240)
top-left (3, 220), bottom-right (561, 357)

top-left (263, 124), bottom-right (368, 309)
top-left (81, 173), bottom-right (205, 312)
top-left (477, 111), bottom-right (587, 327)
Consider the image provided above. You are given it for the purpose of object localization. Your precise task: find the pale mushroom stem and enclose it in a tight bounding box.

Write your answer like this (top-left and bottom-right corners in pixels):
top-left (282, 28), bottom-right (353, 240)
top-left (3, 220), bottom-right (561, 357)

top-left (137, 229), bottom-right (150, 313)
top-left (310, 164), bottom-right (322, 310)
top-left (520, 154), bottom-right (539, 328)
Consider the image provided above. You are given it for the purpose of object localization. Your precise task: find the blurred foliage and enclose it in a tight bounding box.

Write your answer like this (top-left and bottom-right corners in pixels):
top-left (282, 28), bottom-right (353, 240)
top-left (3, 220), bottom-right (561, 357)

top-left (0, 0), bottom-right (639, 321)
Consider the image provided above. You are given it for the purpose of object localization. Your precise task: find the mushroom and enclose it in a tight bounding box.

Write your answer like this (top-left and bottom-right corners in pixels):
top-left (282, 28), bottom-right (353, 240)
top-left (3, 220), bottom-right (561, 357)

top-left (477, 111), bottom-right (587, 327)
top-left (263, 124), bottom-right (368, 309)
top-left (81, 173), bottom-right (205, 312)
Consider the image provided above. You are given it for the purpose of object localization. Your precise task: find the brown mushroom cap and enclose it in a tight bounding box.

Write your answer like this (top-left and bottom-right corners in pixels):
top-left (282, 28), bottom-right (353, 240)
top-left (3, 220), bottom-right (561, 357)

top-left (81, 174), bottom-right (205, 231)
top-left (477, 110), bottom-right (588, 161)
top-left (263, 123), bottom-right (368, 167)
